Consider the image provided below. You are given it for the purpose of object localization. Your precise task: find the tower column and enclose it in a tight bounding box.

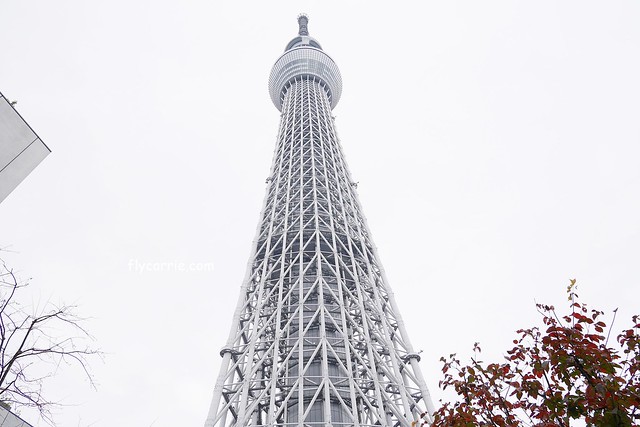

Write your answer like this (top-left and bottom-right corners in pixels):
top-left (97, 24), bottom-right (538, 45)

top-left (205, 15), bottom-right (435, 427)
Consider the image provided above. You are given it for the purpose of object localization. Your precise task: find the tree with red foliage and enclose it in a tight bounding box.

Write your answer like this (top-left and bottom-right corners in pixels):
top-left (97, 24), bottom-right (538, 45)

top-left (420, 280), bottom-right (639, 427)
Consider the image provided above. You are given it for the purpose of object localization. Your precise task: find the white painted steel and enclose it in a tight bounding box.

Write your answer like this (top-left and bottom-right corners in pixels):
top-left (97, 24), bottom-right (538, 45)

top-left (269, 47), bottom-right (342, 112)
top-left (206, 18), bottom-right (434, 427)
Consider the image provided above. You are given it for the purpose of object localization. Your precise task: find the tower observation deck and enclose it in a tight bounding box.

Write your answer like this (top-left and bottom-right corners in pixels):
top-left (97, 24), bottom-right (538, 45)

top-left (205, 15), bottom-right (435, 427)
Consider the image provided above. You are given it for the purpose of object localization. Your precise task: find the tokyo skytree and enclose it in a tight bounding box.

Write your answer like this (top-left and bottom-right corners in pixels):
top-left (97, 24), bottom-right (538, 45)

top-left (204, 15), bottom-right (435, 427)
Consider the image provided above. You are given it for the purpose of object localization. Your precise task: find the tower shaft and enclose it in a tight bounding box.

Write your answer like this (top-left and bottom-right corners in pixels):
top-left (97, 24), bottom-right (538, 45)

top-left (205, 17), bottom-right (433, 427)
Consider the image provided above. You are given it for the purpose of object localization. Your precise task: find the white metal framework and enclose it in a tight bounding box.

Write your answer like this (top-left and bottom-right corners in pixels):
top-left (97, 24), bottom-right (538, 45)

top-left (205, 15), bottom-right (434, 427)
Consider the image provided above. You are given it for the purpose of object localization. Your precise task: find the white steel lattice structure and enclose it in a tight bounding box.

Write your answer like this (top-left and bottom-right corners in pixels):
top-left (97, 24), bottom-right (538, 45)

top-left (205, 15), bottom-right (435, 427)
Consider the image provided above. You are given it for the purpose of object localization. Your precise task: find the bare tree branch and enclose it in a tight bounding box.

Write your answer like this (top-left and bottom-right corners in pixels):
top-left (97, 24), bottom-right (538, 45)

top-left (0, 256), bottom-right (101, 426)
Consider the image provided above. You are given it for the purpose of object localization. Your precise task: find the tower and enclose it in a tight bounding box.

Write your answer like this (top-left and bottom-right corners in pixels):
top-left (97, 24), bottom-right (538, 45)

top-left (205, 15), bottom-right (434, 427)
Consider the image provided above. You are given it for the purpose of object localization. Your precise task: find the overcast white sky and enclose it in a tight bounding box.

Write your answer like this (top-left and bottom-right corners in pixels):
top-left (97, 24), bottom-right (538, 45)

top-left (1, 1), bottom-right (639, 426)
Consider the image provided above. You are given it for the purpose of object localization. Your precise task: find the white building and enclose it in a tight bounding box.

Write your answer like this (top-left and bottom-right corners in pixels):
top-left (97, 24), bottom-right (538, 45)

top-left (0, 406), bottom-right (33, 427)
top-left (0, 91), bottom-right (50, 203)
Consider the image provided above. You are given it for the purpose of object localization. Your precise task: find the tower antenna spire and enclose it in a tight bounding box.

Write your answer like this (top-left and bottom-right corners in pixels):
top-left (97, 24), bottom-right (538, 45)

top-left (297, 13), bottom-right (309, 36)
